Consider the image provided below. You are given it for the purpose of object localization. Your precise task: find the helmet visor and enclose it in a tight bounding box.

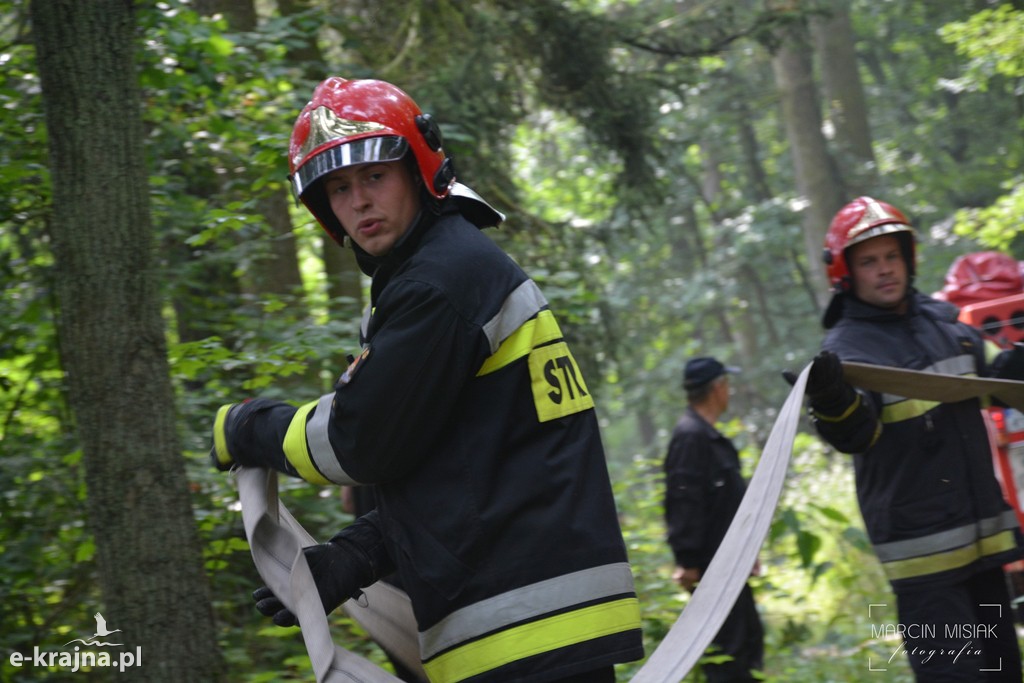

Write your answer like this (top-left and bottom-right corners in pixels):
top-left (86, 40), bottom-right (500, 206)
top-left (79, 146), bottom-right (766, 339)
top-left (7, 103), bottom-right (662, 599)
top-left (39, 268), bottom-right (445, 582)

top-left (845, 222), bottom-right (914, 250)
top-left (292, 135), bottom-right (409, 198)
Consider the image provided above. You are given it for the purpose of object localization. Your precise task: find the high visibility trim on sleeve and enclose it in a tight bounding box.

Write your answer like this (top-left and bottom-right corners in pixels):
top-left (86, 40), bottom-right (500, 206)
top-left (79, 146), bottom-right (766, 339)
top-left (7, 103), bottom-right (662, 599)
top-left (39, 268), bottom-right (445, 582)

top-left (305, 392), bottom-right (359, 485)
top-left (480, 280), bottom-right (548, 354)
top-left (880, 398), bottom-right (942, 424)
top-left (875, 354), bottom-right (978, 424)
top-left (421, 598), bottom-right (640, 683)
top-left (477, 310), bottom-right (562, 376)
top-left (282, 401), bottom-right (332, 485)
top-left (213, 404), bottom-right (235, 466)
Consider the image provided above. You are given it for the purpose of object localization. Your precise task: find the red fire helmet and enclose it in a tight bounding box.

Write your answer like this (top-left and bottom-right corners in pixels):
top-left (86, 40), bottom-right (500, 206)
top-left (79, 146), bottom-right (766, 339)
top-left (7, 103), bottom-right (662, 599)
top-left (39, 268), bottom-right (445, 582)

top-left (288, 77), bottom-right (455, 242)
top-left (823, 196), bottom-right (916, 292)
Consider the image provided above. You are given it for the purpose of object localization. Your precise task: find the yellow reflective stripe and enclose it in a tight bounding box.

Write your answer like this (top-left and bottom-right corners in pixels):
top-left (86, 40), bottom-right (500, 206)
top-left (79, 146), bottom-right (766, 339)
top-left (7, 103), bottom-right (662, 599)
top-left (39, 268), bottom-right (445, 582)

top-left (213, 404), bottom-right (235, 466)
top-left (282, 401), bottom-right (331, 485)
top-left (979, 342), bottom-right (1002, 409)
top-left (985, 340), bottom-right (1003, 364)
top-left (881, 398), bottom-right (941, 423)
top-left (868, 421), bottom-right (882, 447)
top-left (477, 310), bottom-right (562, 377)
top-left (881, 530), bottom-right (1018, 581)
top-left (422, 598), bottom-right (640, 683)
top-left (812, 393), bottom-right (862, 422)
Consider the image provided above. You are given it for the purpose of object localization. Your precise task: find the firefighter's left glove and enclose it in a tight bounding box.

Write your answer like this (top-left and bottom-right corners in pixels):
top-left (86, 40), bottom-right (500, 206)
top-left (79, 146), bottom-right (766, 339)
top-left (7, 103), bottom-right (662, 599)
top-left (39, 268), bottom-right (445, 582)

top-left (252, 538), bottom-right (369, 627)
top-left (253, 511), bottom-right (394, 628)
top-left (992, 342), bottom-right (1024, 382)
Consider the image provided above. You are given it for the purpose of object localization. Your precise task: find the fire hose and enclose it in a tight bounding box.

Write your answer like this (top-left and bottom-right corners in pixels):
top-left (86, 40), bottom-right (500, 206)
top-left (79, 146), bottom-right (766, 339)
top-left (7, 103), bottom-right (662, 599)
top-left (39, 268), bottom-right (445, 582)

top-left (235, 362), bottom-right (1024, 682)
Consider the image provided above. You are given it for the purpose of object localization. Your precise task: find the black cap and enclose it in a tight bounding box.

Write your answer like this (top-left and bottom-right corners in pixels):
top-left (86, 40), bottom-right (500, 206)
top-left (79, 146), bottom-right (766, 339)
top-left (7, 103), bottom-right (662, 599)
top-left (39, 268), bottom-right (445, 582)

top-left (682, 356), bottom-right (740, 390)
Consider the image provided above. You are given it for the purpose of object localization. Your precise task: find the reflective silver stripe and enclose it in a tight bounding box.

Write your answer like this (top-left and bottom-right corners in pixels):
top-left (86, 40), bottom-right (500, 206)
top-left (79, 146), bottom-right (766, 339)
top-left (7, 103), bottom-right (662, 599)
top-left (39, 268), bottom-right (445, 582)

top-left (874, 510), bottom-right (1019, 562)
top-left (419, 562), bottom-right (635, 660)
top-left (879, 354), bottom-right (977, 405)
top-left (481, 279), bottom-right (547, 353)
top-left (360, 305), bottom-right (371, 340)
top-left (305, 392), bottom-right (360, 485)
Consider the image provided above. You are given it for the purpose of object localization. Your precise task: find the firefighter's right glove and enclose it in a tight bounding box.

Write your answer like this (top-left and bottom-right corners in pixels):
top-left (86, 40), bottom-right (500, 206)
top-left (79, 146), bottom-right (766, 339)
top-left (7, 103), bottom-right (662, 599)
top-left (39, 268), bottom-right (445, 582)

top-left (806, 351), bottom-right (855, 413)
top-left (209, 399), bottom-right (271, 471)
top-left (252, 511), bottom-right (394, 627)
top-left (210, 403), bottom-right (241, 471)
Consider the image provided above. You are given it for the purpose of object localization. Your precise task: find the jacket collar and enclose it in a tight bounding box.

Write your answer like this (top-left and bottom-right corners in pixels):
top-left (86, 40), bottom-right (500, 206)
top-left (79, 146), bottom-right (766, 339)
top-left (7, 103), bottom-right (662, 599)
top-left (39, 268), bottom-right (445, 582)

top-left (824, 288), bottom-right (960, 329)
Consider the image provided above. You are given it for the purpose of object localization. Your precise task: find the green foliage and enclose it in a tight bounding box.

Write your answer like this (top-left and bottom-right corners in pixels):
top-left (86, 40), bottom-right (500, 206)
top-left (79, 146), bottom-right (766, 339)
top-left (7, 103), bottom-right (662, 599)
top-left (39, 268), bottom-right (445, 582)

top-left (939, 4), bottom-right (1024, 84)
top-left (939, 5), bottom-right (1024, 255)
top-left (4, 0), bottom-right (1023, 679)
top-left (951, 179), bottom-right (1024, 252)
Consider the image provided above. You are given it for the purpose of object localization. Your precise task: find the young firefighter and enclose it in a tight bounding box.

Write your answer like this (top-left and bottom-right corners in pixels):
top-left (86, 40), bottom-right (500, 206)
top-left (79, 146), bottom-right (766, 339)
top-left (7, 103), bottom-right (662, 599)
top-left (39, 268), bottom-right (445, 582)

top-left (210, 77), bottom-right (644, 683)
top-left (805, 196), bottom-right (1024, 682)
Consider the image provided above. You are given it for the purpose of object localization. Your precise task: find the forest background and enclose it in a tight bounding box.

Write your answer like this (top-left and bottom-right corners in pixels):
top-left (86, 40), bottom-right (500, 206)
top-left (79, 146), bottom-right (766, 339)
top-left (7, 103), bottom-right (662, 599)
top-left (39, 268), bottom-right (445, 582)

top-left (2, 0), bottom-right (1023, 681)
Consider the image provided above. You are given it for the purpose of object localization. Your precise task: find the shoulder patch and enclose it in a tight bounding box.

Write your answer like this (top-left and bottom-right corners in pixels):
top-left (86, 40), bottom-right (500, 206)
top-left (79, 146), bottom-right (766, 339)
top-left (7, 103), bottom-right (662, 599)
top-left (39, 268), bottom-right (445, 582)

top-left (529, 342), bottom-right (595, 422)
top-left (337, 347), bottom-right (371, 387)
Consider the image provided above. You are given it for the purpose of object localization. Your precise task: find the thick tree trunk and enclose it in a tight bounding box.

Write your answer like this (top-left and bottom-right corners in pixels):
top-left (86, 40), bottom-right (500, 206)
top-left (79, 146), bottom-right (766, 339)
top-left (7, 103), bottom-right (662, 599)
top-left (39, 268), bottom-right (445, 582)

top-left (30, 2), bottom-right (223, 680)
top-left (810, 1), bottom-right (878, 196)
top-left (771, 20), bottom-right (847, 309)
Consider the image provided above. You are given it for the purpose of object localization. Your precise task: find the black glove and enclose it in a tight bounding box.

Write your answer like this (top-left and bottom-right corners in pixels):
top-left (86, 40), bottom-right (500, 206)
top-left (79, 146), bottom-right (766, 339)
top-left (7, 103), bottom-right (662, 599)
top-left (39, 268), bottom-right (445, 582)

top-left (804, 350), bottom-right (861, 416)
top-left (992, 342), bottom-right (1024, 381)
top-left (209, 399), bottom-right (274, 471)
top-left (210, 402), bottom-right (242, 471)
top-left (782, 353), bottom-right (844, 391)
top-left (253, 511), bottom-right (394, 627)
top-left (252, 537), bottom-right (373, 627)
top-left (806, 351), bottom-right (844, 399)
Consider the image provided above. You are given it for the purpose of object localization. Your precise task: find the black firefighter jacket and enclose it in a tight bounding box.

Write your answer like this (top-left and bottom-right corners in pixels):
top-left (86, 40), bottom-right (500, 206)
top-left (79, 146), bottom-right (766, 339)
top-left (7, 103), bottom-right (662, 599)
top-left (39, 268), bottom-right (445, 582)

top-left (663, 407), bottom-right (747, 572)
top-left (812, 291), bottom-right (1023, 592)
top-left (227, 200), bottom-right (643, 682)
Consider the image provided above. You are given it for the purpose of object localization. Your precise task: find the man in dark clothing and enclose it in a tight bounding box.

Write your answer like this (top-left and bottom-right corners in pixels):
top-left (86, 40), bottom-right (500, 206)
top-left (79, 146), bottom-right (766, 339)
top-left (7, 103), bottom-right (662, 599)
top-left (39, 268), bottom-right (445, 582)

top-left (663, 356), bottom-right (764, 683)
top-left (807, 196), bottom-right (1024, 682)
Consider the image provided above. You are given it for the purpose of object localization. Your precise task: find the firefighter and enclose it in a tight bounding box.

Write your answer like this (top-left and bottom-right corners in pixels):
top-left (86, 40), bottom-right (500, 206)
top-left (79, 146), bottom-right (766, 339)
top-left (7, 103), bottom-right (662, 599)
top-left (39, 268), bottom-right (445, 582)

top-left (210, 77), bottom-right (643, 683)
top-left (805, 196), bottom-right (1024, 681)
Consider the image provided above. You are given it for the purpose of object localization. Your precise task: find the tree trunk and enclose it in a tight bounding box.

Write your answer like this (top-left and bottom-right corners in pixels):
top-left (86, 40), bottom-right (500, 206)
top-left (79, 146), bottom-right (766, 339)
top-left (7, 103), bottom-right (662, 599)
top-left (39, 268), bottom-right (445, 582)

top-left (771, 19), bottom-right (847, 309)
top-left (735, 104), bottom-right (773, 202)
top-left (30, 2), bottom-right (223, 680)
top-left (810, 1), bottom-right (878, 196)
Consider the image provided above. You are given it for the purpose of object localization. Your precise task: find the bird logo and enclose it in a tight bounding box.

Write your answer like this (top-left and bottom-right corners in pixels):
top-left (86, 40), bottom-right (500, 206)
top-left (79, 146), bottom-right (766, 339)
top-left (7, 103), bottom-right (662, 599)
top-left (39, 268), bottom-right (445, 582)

top-left (64, 612), bottom-right (123, 647)
top-left (92, 613), bottom-right (122, 639)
